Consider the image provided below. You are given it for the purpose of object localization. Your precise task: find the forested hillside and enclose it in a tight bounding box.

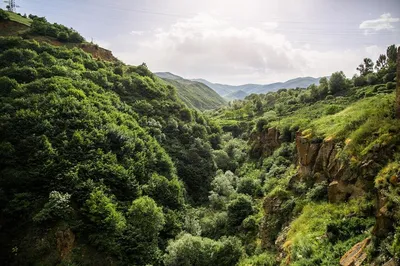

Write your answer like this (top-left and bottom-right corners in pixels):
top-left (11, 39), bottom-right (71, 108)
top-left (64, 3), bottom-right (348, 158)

top-left (0, 9), bottom-right (399, 266)
top-left (155, 72), bottom-right (227, 110)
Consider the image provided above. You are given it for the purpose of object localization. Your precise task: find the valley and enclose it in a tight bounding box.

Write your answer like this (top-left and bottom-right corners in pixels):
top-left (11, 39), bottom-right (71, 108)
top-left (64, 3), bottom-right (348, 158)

top-left (0, 8), bottom-right (399, 266)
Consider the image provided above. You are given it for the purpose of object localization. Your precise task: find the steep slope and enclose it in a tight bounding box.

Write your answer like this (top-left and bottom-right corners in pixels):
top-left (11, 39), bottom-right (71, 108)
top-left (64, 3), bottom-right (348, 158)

top-left (155, 72), bottom-right (226, 110)
top-left (209, 53), bottom-right (398, 264)
top-left (0, 32), bottom-right (219, 265)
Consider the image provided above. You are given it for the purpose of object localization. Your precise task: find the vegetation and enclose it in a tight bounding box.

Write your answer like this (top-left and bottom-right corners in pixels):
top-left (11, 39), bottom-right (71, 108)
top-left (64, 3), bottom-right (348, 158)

top-left (0, 10), bottom-right (399, 266)
top-left (157, 75), bottom-right (227, 111)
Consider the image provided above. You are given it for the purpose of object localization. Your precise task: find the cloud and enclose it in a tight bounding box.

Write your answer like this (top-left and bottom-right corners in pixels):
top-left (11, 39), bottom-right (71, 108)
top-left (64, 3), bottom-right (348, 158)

top-left (130, 30), bottom-right (145, 36)
top-left (112, 14), bottom-right (386, 84)
top-left (359, 13), bottom-right (399, 34)
top-left (262, 22), bottom-right (279, 30)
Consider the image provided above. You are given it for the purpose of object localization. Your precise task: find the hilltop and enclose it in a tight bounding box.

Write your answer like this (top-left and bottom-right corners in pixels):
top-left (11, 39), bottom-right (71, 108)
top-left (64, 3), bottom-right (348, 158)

top-left (0, 9), bottom-right (118, 62)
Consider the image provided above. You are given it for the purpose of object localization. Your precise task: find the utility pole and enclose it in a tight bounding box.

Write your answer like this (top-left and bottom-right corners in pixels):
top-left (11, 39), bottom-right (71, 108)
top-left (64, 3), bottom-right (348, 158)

top-left (4, 0), bottom-right (19, 13)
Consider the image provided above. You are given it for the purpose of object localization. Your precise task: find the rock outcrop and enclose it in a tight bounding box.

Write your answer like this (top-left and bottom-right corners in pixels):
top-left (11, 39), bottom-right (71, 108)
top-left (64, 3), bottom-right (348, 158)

top-left (56, 228), bottom-right (75, 259)
top-left (295, 132), bottom-right (371, 203)
top-left (339, 237), bottom-right (370, 266)
top-left (79, 43), bottom-right (118, 62)
top-left (249, 127), bottom-right (280, 158)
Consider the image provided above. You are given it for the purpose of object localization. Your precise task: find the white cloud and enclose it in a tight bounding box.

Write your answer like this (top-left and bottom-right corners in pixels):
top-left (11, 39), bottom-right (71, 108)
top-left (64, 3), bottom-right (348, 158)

top-left (262, 22), bottom-right (279, 30)
top-left (359, 13), bottom-right (400, 34)
top-left (130, 30), bottom-right (145, 36)
top-left (112, 14), bottom-right (386, 84)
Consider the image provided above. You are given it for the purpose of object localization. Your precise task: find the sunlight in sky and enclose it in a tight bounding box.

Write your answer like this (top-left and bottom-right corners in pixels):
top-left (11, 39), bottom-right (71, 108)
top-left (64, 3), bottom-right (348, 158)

top-left (6, 0), bottom-right (399, 84)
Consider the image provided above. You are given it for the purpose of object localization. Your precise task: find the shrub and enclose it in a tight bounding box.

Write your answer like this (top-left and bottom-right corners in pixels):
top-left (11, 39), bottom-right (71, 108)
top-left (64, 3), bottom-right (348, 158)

top-left (386, 82), bottom-right (396, 91)
top-left (0, 9), bottom-right (9, 20)
top-left (227, 194), bottom-right (254, 228)
top-left (163, 234), bottom-right (243, 266)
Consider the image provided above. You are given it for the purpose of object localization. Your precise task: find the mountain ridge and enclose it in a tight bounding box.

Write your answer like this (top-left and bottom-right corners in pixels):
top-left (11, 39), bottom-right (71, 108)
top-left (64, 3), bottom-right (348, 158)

top-left (192, 76), bottom-right (322, 99)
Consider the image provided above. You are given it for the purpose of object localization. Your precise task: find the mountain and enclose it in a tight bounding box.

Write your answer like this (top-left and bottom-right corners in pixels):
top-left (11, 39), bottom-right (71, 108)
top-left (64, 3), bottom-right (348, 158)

top-left (224, 90), bottom-right (249, 101)
top-left (155, 72), bottom-right (226, 110)
top-left (193, 76), bottom-right (321, 100)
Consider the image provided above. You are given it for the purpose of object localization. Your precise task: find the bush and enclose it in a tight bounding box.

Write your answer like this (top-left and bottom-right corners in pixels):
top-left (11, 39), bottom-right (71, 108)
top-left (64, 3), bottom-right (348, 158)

top-left (324, 104), bottom-right (342, 115)
top-left (163, 234), bottom-right (243, 266)
top-left (386, 82), bottom-right (396, 91)
top-left (353, 75), bottom-right (366, 87)
top-left (0, 9), bottom-right (9, 21)
top-left (365, 73), bottom-right (377, 85)
top-left (227, 194), bottom-right (254, 228)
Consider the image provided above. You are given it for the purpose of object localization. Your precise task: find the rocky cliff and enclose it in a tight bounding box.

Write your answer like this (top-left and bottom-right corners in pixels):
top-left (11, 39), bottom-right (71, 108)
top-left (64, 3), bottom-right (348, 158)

top-left (249, 127), bottom-right (281, 158)
top-left (295, 132), bottom-right (373, 203)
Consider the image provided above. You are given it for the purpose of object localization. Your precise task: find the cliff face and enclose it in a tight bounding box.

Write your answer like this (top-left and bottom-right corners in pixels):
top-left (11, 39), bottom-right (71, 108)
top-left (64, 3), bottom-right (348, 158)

top-left (79, 43), bottom-right (118, 62)
top-left (295, 132), bottom-right (370, 203)
top-left (249, 127), bottom-right (281, 158)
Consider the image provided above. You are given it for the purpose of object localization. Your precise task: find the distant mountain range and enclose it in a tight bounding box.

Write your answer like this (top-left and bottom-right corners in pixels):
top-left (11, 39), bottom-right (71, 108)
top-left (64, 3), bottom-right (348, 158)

top-left (192, 77), bottom-right (322, 100)
top-left (155, 72), bottom-right (227, 110)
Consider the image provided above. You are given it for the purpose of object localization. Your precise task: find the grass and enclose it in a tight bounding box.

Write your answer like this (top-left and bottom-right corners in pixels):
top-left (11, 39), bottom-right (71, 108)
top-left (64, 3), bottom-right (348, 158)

top-left (284, 199), bottom-right (374, 265)
top-left (6, 11), bottom-right (32, 26)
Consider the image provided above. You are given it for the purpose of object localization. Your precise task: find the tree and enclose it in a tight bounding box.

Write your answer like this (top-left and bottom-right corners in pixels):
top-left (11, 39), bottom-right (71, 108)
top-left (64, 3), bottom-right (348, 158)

top-left (227, 194), bottom-right (254, 228)
top-left (387, 44), bottom-right (398, 64)
top-left (328, 71), bottom-right (347, 94)
top-left (357, 58), bottom-right (374, 76)
top-left (84, 189), bottom-right (126, 232)
top-left (353, 75), bottom-right (366, 87)
top-left (375, 54), bottom-right (387, 71)
top-left (121, 196), bottom-right (165, 265)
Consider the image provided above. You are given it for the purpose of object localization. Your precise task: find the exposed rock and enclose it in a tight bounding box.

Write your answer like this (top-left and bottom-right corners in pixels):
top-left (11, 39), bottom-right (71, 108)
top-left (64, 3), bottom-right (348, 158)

top-left (295, 132), bottom-right (370, 203)
top-left (261, 195), bottom-right (287, 249)
top-left (340, 237), bottom-right (370, 266)
top-left (249, 127), bottom-right (281, 158)
top-left (56, 228), bottom-right (75, 259)
top-left (383, 258), bottom-right (397, 266)
top-left (274, 226), bottom-right (290, 263)
top-left (372, 191), bottom-right (394, 238)
top-left (296, 132), bottom-right (322, 178)
top-left (79, 43), bottom-right (118, 62)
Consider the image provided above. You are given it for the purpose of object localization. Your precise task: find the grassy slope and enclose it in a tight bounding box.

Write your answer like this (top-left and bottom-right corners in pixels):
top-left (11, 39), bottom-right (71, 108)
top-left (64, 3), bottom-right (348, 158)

top-left (160, 78), bottom-right (227, 111)
top-left (6, 11), bottom-right (32, 26)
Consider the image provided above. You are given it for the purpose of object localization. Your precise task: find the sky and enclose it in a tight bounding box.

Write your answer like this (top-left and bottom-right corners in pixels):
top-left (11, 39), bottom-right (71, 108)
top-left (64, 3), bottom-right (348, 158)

top-left (4, 0), bottom-right (400, 85)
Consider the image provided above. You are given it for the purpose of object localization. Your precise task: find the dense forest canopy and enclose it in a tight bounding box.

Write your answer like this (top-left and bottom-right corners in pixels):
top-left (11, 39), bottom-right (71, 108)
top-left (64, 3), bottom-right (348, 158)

top-left (0, 9), bottom-right (399, 266)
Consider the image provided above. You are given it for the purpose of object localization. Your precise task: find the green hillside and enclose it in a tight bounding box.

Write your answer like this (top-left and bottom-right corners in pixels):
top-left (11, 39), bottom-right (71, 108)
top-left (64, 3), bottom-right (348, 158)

top-left (6, 11), bottom-right (32, 26)
top-left (156, 72), bottom-right (226, 110)
top-left (0, 9), bottom-right (400, 266)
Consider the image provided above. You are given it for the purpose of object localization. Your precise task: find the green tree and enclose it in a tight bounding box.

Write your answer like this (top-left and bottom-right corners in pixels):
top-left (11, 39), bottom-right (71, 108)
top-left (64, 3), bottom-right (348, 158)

top-left (387, 44), bottom-right (398, 64)
top-left (357, 58), bottom-right (374, 76)
top-left (227, 194), bottom-right (254, 228)
top-left (375, 54), bottom-right (387, 71)
top-left (328, 71), bottom-right (347, 94)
